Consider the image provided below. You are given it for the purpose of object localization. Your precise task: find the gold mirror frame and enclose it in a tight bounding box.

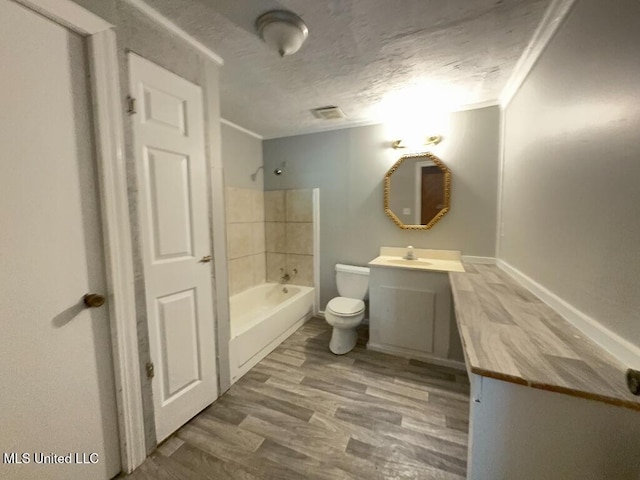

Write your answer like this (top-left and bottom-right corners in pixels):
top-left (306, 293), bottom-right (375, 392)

top-left (384, 152), bottom-right (451, 230)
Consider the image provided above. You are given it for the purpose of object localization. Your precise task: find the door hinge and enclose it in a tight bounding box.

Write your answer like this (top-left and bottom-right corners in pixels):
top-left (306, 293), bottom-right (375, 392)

top-left (146, 361), bottom-right (154, 379)
top-left (126, 95), bottom-right (137, 115)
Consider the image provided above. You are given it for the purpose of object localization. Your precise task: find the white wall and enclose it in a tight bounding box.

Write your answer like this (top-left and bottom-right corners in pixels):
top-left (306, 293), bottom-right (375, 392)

top-left (501, 0), bottom-right (640, 352)
top-left (221, 122), bottom-right (263, 189)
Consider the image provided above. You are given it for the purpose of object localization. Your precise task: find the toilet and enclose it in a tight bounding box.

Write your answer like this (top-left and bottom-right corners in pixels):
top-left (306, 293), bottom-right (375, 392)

top-left (325, 264), bottom-right (370, 354)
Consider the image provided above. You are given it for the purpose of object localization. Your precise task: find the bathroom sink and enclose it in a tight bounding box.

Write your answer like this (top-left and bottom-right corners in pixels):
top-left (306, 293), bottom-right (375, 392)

top-left (368, 247), bottom-right (465, 273)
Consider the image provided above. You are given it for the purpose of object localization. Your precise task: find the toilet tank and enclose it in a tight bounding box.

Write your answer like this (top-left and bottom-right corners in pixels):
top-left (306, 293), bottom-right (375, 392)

top-left (335, 264), bottom-right (370, 299)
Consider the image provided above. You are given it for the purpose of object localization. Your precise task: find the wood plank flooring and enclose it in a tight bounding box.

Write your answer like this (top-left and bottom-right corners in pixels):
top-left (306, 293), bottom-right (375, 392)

top-left (121, 318), bottom-right (470, 480)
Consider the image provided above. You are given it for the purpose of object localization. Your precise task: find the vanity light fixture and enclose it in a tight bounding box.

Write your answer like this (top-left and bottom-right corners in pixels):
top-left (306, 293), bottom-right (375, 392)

top-left (255, 10), bottom-right (309, 57)
top-left (392, 135), bottom-right (443, 150)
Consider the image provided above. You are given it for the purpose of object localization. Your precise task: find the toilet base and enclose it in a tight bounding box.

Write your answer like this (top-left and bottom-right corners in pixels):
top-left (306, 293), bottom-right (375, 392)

top-left (329, 326), bottom-right (358, 355)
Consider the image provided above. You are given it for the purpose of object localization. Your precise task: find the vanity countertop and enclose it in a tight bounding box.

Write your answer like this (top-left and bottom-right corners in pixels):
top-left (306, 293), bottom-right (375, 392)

top-left (450, 263), bottom-right (640, 411)
top-left (369, 247), bottom-right (465, 273)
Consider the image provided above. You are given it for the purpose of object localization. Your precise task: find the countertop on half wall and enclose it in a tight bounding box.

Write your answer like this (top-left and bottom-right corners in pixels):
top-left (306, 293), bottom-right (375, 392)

top-left (450, 263), bottom-right (640, 411)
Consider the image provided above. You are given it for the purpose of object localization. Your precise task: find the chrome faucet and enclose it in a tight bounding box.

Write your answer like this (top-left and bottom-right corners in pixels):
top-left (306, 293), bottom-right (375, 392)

top-left (279, 268), bottom-right (290, 284)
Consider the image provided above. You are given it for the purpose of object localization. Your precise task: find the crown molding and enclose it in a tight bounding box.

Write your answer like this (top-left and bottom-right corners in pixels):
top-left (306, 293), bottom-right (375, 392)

top-left (263, 101), bottom-right (500, 140)
top-left (500, 0), bottom-right (576, 107)
top-left (220, 118), bottom-right (263, 140)
top-left (452, 99), bottom-right (499, 112)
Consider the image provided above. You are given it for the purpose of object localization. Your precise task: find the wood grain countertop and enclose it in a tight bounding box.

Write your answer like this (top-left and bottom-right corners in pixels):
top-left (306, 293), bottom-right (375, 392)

top-left (450, 263), bottom-right (640, 411)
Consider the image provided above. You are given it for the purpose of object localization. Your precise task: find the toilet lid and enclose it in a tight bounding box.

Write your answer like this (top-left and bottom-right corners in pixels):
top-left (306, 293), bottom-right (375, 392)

top-left (327, 297), bottom-right (365, 316)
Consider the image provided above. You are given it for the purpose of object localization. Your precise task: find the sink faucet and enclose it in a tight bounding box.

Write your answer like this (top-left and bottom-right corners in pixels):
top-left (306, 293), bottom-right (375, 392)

top-left (403, 245), bottom-right (417, 260)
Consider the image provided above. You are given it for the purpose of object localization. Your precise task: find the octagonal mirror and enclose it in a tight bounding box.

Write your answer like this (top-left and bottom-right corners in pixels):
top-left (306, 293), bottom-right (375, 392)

top-left (384, 152), bottom-right (451, 230)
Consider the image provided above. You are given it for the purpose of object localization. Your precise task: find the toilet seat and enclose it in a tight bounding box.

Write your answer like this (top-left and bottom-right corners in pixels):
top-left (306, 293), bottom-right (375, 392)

top-left (327, 297), bottom-right (364, 317)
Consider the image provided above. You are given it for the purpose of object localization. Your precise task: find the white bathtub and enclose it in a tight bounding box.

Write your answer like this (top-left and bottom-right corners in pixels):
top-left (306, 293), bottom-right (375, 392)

top-left (229, 283), bottom-right (314, 383)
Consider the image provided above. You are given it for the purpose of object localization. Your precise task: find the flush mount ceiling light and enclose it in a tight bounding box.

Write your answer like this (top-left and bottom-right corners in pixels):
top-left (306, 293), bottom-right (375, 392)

top-left (255, 10), bottom-right (308, 57)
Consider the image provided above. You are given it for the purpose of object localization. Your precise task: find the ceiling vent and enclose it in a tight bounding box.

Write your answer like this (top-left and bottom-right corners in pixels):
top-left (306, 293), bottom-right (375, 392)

top-left (311, 106), bottom-right (346, 120)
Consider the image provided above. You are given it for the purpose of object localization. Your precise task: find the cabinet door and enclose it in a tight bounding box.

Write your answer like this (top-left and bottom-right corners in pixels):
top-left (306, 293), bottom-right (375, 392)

top-left (377, 286), bottom-right (437, 353)
top-left (369, 268), bottom-right (451, 360)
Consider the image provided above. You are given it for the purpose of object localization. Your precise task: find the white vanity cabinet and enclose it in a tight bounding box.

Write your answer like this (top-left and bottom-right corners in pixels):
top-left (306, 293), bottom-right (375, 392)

top-left (367, 263), bottom-right (454, 363)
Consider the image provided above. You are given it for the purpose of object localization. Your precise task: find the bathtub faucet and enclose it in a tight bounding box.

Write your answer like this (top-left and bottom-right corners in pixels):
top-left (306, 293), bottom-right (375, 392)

top-left (279, 268), bottom-right (290, 284)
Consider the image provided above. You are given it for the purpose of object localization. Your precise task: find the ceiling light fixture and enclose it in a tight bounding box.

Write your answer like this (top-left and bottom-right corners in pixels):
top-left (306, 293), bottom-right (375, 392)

top-left (392, 135), bottom-right (443, 150)
top-left (255, 10), bottom-right (309, 57)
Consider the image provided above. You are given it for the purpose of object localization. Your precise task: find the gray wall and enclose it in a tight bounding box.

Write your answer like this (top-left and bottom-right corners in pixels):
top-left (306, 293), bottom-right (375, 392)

top-left (265, 106), bottom-right (500, 308)
top-left (501, 0), bottom-right (640, 348)
top-left (221, 123), bottom-right (264, 189)
top-left (264, 107), bottom-right (500, 361)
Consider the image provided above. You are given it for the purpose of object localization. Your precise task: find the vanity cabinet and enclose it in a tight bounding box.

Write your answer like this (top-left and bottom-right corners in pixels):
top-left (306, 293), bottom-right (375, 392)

top-left (368, 265), bottom-right (453, 363)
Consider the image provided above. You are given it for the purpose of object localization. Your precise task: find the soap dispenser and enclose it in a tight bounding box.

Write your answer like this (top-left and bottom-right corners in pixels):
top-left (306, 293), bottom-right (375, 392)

top-left (404, 245), bottom-right (416, 260)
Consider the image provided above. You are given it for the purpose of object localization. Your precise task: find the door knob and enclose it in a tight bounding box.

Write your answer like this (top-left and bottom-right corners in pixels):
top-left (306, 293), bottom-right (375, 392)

top-left (84, 293), bottom-right (106, 308)
top-left (199, 255), bottom-right (212, 263)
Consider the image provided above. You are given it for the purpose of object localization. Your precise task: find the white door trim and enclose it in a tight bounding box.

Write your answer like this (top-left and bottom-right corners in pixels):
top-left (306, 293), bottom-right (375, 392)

top-left (13, 0), bottom-right (146, 473)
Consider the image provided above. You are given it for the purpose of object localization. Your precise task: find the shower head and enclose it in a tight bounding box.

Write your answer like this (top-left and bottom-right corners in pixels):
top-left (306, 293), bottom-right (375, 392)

top-left (250, 165), bottom-right (264, 181)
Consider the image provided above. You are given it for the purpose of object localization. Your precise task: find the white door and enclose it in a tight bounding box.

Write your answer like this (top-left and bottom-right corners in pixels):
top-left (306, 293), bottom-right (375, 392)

top-left (129, 53), bottom-right (218, 442)
top-left (0, 1), bottom-right (120, 479)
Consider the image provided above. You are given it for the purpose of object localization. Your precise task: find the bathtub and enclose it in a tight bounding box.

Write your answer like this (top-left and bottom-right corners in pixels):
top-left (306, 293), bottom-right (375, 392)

top-left (229, 283), bottom-right (315, 383)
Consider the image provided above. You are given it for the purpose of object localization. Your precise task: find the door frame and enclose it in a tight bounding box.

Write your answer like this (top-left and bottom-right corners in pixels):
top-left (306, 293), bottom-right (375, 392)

top-left (13, 0), bottom-right (146, 473)
top-left (414, 159), bottom-right (436, 224)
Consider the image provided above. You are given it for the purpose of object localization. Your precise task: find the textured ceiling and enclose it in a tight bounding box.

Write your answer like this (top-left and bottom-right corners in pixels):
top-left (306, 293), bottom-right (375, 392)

top-left (144, 0), bottom-right (551, 138)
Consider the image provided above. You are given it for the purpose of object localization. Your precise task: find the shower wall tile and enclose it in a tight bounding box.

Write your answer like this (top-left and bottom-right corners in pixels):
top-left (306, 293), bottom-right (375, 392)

top-left (225, 188), bottom-right (316, 293)
top-left (286, 189), bottom-right (313, 222)
top-left (286, 222), bottom-right (313, 255)
top-left (253, 253), bottom-right (266, 285)
top-left (227, 222), bottom-right (252, 259)
top-left (251, 222), bottom-right (266, 255)
top-left (266, 252), bottom-right (286, 283)
top-left (225, 187), bottom-right (266, 294)
top-left (251, 189), bottom-right (265, 222)
top-left (265, 222), bottom-right (286, 253)
top-left (229, 255), bottom-right (254, 295)
top-left (265, 190), bottom-right (285, 221)
top-left (286, 254), bottom-right (314, 287)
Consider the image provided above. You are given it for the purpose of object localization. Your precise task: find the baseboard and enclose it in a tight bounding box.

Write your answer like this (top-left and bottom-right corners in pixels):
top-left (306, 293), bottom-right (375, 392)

top-left (462, 256), bottom-right (496, 264)
top-left (316, 310), bottom-right (325, 318)
top-left (367, 342), bottom-right (466, 371)
top-left (497, 260), bottom-right (640, 369)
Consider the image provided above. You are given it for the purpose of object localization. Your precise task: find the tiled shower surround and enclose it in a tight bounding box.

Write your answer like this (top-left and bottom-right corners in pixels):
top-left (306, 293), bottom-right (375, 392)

top-left (225, 187), bottom-right (314, 295)
top-left (265, 189), bottom-right (314, 287)
top-left (225, 187), bottom-right (266, 295)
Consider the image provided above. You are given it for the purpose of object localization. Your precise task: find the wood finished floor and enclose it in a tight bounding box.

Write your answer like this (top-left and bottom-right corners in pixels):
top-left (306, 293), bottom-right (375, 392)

top-left (121, 318), bottom-right (471, 480)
